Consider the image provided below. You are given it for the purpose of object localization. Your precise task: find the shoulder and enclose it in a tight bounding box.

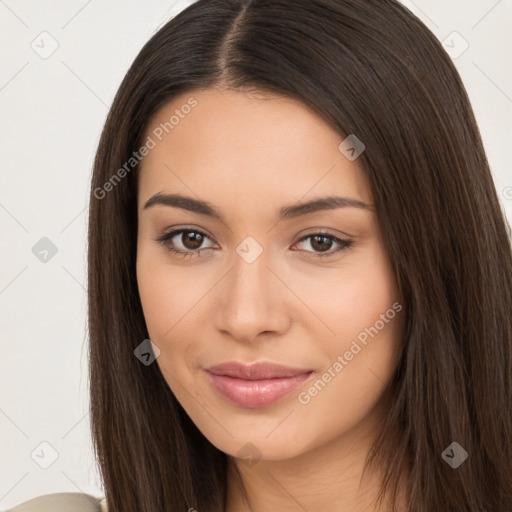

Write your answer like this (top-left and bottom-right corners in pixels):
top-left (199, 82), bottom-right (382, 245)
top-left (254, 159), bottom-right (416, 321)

top-left (6, 492), bottom-right (106, 512)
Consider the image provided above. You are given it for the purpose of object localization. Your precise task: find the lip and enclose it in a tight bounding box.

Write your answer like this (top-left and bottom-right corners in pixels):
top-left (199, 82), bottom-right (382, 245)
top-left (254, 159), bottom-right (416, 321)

top-left (204, 361), bottom-right (313, 408)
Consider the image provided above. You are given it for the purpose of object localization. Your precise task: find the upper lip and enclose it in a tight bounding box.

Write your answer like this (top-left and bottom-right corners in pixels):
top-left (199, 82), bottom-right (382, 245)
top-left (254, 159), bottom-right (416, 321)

top-left (205, 361), bottom-right (313, 380)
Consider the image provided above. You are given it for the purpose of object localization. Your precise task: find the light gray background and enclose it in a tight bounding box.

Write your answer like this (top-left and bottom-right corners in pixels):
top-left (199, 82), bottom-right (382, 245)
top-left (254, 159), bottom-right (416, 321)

top-left (1, 0), bottom-right (511, 509)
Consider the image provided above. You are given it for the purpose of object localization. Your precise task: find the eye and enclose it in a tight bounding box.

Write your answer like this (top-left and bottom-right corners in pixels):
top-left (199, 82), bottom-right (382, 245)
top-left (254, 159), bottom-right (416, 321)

top-left (155, 228), bottom-right (217, 258)
top-left (292, 232), bottom-right (353, 258)
top-left (155, 228), bottom-right (354, 259)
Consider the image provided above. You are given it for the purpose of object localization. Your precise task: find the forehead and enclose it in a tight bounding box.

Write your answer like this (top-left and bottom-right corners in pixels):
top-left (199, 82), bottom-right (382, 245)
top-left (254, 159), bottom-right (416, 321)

top-left (137, 87), bottom-right (372, 214)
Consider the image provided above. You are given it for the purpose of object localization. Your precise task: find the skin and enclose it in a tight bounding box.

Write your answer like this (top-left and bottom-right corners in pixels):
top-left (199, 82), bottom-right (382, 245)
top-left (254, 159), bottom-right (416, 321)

top-left (136, 87), bottom-right (406, 511)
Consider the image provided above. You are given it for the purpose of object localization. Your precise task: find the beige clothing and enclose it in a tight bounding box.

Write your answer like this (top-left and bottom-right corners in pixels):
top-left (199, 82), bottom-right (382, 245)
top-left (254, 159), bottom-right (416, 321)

top-left (6, 493), bottom-right (107, 512)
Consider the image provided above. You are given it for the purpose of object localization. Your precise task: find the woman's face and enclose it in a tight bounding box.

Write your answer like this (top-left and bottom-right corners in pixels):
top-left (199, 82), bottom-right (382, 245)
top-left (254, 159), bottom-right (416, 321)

top-left (136, 87), bottom-right (404, 461)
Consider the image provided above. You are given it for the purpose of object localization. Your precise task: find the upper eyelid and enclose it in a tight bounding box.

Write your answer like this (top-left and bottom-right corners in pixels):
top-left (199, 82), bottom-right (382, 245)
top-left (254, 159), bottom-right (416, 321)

top-left (158, 227), bottom-right (350, 249)
top-left (158, 227), bottom-right (217, 244)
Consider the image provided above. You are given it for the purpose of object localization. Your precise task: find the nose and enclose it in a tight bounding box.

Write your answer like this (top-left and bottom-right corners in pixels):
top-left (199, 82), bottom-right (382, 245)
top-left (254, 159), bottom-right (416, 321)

top-left (214, 250), bottom-right (292, 344)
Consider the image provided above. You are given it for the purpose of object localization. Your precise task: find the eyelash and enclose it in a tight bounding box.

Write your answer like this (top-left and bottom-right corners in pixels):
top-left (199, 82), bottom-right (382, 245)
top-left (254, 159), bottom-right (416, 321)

top-left (154, 228), bottom-right (354, 259)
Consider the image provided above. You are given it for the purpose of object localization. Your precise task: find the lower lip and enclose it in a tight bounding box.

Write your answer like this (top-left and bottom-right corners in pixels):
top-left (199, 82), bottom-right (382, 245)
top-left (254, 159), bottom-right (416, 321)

top-left (205, 371), bottom-right (312, 408)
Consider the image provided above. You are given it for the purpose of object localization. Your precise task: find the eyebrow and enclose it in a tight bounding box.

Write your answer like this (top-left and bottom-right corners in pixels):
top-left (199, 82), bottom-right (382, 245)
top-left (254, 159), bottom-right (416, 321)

top-left (143, 192), bottom-right (373, 221)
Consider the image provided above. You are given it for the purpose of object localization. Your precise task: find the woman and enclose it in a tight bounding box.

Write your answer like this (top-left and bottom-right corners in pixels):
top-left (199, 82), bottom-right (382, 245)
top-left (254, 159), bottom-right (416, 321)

top-left (9, 0), bottom-right (512, 510)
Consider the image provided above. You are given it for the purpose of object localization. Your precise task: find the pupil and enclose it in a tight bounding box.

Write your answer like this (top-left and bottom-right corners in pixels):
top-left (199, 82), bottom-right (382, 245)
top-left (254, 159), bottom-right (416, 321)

top-left (184, 232), bottom-right (203, 249)
top-left (312, 235), bottom-right (332, 252)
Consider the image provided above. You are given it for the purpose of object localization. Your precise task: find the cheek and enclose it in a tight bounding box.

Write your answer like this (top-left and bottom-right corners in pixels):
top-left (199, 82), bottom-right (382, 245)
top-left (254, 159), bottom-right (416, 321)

top-left (136, 249), bottom-right (198, 343)
top-left (136, 247), bottom-right (216, 379)
top-left (292, 241), bottom-right (403, 410)
top-left (291, 241), bottom-right (400, 343)
top-left (293, 258), bottom-right (403, 449)
top-left (137, 257), bottom-right (172, 340)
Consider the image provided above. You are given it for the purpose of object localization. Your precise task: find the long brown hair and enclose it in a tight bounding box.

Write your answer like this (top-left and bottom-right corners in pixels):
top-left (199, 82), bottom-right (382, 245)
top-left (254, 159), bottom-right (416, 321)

top-left (87, 1), bottom-right (512, 510)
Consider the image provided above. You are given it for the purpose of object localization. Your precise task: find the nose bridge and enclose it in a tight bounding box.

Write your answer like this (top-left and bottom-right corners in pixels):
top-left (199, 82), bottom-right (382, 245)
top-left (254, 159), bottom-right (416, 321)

top-left (214, 243), bottom-right (289, 340)
top-left (232, 248), bottom-right (271, 301)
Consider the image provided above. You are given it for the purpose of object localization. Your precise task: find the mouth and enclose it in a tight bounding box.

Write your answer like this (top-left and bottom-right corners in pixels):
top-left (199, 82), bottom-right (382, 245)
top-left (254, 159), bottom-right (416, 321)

top-left (204, 361), bottom-right (314, 408)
